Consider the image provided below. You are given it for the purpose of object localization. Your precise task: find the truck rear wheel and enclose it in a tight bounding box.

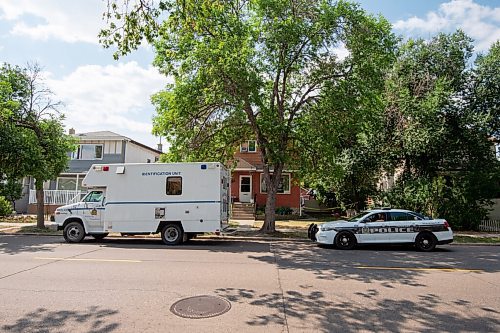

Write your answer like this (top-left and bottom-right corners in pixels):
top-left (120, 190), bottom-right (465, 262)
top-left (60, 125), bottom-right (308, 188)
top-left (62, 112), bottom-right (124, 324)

top-left (161, 224), bottom-right (183, 245)
top-left (63, 221), bottom-right (85, 243)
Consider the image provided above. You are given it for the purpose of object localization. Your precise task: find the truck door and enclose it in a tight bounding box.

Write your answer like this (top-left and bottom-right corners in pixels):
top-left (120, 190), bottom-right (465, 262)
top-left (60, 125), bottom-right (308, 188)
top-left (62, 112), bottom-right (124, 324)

top-left (82, 190), bottom-right (105, 232)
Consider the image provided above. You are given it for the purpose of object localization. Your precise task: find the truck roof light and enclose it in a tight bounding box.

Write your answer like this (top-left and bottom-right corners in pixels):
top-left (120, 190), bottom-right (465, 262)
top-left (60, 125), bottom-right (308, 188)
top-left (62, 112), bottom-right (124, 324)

top-left (103, 166), bottom-right (109, 171)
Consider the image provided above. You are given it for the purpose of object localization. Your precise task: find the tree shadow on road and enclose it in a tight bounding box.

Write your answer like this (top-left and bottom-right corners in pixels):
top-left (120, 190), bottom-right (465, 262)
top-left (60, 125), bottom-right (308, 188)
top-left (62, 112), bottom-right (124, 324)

top-left (215, 287), bottom-right (500, 332)
top-left (2, 306), bottom-right (120, 333)
top-left (247, 241), bottom-right (499, 286)
top-left (0, 235), bottom-right (59, 255)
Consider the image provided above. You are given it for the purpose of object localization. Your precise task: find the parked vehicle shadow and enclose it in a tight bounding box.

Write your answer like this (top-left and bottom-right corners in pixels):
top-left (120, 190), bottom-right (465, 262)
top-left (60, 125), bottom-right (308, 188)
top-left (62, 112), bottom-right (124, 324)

top-left (214, 287), bottom-right (500, 332)
top-left (2, 306), bottom-right (120, 333)
top-left (82, 237), bottom-right (273, 253)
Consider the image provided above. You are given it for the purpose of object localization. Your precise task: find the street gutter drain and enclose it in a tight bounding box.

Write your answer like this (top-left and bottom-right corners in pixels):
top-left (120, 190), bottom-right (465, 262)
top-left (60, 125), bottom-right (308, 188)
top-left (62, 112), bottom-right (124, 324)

top-left (170, 295), bottom-right (231, 319)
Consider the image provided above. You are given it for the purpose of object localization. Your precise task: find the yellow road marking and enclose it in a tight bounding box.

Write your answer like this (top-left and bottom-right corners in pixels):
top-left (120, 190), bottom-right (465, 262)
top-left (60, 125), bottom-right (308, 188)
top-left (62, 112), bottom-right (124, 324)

top-left (34, 257), bottom-right (141, 263)
top-left (356, 266), bottom-right (482, 272)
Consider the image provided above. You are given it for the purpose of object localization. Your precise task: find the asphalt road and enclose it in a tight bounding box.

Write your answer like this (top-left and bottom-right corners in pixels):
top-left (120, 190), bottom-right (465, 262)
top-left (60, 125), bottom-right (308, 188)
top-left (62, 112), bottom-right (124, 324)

top-left (0, 235), bottom-right (499, 333)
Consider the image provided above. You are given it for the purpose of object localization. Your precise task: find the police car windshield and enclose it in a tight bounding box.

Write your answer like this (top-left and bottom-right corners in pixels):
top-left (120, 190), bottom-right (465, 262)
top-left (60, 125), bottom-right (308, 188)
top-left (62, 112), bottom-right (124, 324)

top-left (347, 212), bottom-right (368, 222)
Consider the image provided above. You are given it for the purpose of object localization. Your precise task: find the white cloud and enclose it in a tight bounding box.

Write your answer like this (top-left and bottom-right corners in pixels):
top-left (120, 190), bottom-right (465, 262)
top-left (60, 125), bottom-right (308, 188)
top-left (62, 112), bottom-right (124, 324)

top-left (332, 44), bottom-right (350, 61)
top-left (393, 0), bottom-right (500, 51)
top-left (46, 62), bottom-right (170, 148)
top-left (0, 0), bottom-right (105, 44)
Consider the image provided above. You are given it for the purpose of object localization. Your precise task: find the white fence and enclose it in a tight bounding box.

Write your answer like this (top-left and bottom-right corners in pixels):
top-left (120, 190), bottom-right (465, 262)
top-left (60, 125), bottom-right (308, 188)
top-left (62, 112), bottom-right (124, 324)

top-left (479, 220), bottom-right (500, 232)
top-left (29, 190), bottom-right (84, 205)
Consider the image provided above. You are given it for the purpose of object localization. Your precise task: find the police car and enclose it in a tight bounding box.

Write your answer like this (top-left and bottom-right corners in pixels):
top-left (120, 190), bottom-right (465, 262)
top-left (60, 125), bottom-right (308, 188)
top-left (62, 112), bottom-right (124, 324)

top-left (308, 209), bottom-right (453, 251)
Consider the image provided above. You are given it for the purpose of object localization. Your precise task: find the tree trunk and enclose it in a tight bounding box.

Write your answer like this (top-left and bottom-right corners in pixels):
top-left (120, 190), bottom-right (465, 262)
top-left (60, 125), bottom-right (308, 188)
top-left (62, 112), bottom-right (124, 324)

top-left (35, 179), bottom-right (45, 228)
top-left (260, 165), bottom-right (283, 233)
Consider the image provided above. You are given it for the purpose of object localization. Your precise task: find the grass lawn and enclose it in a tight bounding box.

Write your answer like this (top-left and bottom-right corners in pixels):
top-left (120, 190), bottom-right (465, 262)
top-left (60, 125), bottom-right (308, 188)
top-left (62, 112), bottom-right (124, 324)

top-left (15, 226), bottom-right (62, 235)
top-left (454, 235), bottom-right (500, 244)
top-left (0, 216), bottom-right (37, 223)
top-left (253, 219), bottom-right (328, 230)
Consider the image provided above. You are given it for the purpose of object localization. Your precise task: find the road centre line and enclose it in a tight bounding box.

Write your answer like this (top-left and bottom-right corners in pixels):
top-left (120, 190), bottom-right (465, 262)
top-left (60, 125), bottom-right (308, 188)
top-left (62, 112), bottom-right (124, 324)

top-left (35, 257), bottom-right (142, 263)
top-left (356, 266), bottom-right (482, 272)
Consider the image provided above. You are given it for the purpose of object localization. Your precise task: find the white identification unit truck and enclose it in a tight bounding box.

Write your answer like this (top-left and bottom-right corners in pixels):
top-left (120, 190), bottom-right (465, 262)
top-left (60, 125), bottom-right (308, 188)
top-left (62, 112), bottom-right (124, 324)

top-left (54, 162), bottom-right (230, 245)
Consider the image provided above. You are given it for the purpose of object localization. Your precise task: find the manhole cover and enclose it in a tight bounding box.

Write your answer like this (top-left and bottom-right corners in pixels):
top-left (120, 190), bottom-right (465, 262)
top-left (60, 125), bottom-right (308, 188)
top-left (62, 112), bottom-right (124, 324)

top-left (170, 295), bottom-right (231, 319)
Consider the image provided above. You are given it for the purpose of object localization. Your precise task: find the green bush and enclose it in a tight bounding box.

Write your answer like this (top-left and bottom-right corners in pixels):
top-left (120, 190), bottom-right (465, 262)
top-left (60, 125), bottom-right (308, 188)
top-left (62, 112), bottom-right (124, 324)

top-left (0, 196), bottom-right (13, 217)
top-left (380, 175), bottom-right (497, 230)
top-left (276, 206), bottom-right (293, 215)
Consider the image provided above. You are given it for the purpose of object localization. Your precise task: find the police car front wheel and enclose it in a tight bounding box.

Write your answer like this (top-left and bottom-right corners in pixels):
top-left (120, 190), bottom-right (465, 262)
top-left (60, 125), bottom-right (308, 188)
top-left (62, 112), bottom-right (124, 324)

top-left (335, 231), bottom-right (357, 250)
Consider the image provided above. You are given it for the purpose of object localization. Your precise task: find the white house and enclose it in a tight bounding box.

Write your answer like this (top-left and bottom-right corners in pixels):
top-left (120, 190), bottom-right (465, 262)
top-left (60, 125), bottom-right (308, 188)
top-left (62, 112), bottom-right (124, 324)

top-left (16, 130), bottom-right (161, 214)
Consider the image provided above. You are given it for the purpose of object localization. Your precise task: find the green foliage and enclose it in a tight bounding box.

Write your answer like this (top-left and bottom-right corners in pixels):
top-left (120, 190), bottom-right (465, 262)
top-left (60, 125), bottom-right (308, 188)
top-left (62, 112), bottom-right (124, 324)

top-left (100, 0), bottom-right (396, 231)
top-left (276, 206), bottom-right (293, 215)
top-left (0, 63), bottom-right (75, 225)
top-left (381, 171), bottom-right (499, 230)
top-left (379, 31), bottom-right (500, 230)
top-left (0, 177), bottom-right (22, 204)
top-left (0, 196), bottom-right (13, 217)
top-left (471, 41), bottom-right (500, 139)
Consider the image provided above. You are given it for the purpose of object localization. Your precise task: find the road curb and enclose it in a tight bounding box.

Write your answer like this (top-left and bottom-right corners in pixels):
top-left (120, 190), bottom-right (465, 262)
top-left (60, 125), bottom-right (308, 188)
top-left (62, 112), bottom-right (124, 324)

top-left (1, 232), bottom-right (499, 245)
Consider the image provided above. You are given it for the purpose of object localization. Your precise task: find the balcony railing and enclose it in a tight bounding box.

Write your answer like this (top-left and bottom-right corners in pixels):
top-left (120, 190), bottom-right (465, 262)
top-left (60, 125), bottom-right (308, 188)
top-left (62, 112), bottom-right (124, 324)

top-left (29, 190), bottom-right (85, 205)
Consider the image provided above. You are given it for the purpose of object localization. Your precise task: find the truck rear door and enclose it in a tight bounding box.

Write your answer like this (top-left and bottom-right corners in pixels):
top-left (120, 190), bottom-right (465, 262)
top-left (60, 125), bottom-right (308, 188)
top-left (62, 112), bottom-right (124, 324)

top-left (220, 168), bottom-right (229, 224)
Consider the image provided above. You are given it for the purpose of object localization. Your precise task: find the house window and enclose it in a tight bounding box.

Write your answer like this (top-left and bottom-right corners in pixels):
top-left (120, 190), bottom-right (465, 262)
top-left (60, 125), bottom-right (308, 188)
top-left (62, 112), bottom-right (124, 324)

top-left (56, 175), bottom-right (86, 191)
top-left (72, 144), bottom-right (103, 160)
top-left (260, 173), bottom-right (291, 194)
top-left (240, 140), bottom-right (257, 153)
top-left (57, 177), bottom-right (77, 190)
top-left (166, 177), bottom-right (182, 195)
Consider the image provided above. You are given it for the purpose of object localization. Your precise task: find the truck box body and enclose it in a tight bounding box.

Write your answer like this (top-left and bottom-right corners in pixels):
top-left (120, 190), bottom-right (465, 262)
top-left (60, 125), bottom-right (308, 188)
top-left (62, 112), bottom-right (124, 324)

top-left (55, 162), bottom-right (230, 242)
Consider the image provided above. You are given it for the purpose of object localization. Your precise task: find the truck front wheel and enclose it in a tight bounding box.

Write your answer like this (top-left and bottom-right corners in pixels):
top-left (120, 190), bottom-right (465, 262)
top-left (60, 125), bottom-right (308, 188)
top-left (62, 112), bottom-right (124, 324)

top-left (63, 221), bottom-right (85, 243)
top-left (161, 224), bottom-right (183, 245)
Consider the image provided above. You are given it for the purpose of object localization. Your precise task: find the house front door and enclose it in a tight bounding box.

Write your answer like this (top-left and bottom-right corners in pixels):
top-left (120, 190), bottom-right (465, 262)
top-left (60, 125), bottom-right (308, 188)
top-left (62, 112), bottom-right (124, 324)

top-left (239, 175), bottom-right (252, 203)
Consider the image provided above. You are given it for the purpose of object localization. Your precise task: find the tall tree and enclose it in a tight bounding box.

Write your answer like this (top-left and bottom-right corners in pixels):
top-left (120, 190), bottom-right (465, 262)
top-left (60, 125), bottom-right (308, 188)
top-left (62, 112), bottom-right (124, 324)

top-left (0, 64), bottom-right (74, 228)
top-left (100, 0), bottom-right (396, 231)
top-left (470, 41), bottom-right (500, 139)
top-left (380, 32), bottom-right (500, 229)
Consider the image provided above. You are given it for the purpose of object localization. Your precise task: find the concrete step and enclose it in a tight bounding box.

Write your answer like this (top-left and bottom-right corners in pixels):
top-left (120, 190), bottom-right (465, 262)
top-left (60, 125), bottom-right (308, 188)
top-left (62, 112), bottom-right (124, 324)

top-left (232, 213), bottom-right (255, 217)
top-left (232, 209), bottom-right (255, 213)
top-left (231, 215), bottom-right (255, 220)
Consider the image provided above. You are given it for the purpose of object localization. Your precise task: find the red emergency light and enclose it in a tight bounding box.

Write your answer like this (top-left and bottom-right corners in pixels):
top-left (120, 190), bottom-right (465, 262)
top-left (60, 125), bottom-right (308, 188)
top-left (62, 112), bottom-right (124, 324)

top-left (102, 166), bottom-right (109, 171)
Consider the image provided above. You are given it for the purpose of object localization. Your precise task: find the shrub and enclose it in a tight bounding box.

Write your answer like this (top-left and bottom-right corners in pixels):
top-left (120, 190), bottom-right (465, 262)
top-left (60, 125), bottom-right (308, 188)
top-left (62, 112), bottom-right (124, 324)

top-left (0, 196), bottom-right (13, 217)
top-left (276, 206), bottom-right (293, 215)
top-left (380, 175), bottom-right (496, 230)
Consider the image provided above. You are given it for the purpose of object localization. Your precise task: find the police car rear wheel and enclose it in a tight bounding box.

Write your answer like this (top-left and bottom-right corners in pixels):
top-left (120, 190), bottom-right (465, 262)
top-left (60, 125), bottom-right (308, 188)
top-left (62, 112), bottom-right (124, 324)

top-left (415, 232), bottom-right (437, 252)
top-left (335, 231), bottom-right (356, 250)
top-left (161, 224), bottom-right (183, 245)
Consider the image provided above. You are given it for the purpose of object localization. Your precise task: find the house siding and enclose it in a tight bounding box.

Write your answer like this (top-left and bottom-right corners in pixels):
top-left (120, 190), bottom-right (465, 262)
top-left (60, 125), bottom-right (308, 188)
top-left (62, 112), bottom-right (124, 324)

top-left (16, 132), bottom-right (160, 214)
top-left (231, 170), bottom-right (300, 210)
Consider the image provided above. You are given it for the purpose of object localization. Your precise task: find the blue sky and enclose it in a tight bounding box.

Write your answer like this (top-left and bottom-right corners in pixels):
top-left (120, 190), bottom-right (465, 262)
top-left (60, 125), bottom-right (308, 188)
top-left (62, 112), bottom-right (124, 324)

top-left (0, 0), bottom-right (499, 149)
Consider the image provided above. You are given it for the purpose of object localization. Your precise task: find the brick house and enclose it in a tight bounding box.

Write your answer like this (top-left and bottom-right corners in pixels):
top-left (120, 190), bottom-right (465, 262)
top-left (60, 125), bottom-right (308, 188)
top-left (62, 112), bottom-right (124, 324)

top-left (230, 140), bottom-right (301, 219)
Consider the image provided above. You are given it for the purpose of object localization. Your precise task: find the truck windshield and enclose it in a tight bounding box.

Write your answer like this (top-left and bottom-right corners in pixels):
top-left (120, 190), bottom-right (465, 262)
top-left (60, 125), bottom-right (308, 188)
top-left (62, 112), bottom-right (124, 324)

top-left (83, 191), bottom-right (103, 203)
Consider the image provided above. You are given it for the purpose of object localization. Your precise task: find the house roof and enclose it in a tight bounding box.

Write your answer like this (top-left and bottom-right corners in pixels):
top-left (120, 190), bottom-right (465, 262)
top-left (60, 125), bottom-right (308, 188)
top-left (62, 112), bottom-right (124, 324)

top-left (235, 157), bottom-right (258, 170)
top-left (74, 131), bottom-right (125, 140)
top-left (73, 131), bottom-right (161, 154)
